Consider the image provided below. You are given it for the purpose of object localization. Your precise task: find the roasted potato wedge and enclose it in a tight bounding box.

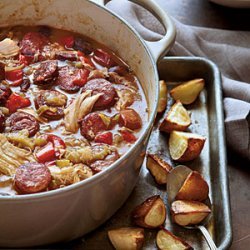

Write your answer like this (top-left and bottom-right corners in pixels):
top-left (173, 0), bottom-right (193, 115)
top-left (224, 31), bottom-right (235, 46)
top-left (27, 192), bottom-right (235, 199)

top-left (159, 101), bottom-right (191, 133)
top-left (146, 154), bottom-right (173, 185)
top-left (157, 80), bottom-right (168, 113)
top-left (156, 228), bottom-right (193, 250)
top-left (169, 131), bottom-right (206, 162)
top-left (170, 79), bottom-right (205, 105)
top-left (176, 171), bottom-right (209, 201)
top-left (108, 227), bottom-right (144, 250)
top-left (171, 200), bottom-right (211, 226)
top-left (131, 195), bottom-right (166, 228)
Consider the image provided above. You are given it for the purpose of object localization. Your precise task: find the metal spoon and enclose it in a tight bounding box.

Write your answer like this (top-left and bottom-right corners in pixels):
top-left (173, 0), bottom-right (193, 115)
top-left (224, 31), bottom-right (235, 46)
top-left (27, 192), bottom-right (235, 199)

top-left (166, 165), bottom-right (218, 250)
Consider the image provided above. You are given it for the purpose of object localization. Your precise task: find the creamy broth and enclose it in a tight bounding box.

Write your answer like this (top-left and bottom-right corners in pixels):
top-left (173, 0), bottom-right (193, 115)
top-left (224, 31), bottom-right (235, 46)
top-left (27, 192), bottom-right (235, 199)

top-left (0, 26), bottom-right (148, 195)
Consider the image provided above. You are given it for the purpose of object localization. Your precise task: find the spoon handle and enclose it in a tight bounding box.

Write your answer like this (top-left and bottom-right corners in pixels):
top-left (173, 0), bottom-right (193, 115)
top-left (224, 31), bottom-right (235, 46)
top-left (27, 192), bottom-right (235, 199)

top-left (197, 225), bottom-right (218, 250)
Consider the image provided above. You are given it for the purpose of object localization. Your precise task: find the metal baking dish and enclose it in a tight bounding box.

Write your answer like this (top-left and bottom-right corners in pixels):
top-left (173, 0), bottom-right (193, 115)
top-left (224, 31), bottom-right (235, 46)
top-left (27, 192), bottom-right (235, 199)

top-left (46, 57), bottom-right (232, 250)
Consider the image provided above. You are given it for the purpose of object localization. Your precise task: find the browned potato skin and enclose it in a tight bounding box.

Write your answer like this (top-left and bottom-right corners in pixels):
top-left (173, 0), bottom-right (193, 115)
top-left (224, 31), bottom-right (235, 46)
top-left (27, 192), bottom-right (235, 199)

top-left (176, 171), bottom-right (209, 201)
top-left (146, 154), bottom-right (173, 185)
top-left (159, 101), bottom-right (191, 133)
top-left (108, 227), bottom-right (144, 250)
top-left (156, 228), bottom-right (193, 250)
top-left (171, 200), bottom-right (211, 226)
top-left (131, 195), bottom-right (166, 229)
top-left (178, 138), bottom-right (206, 162)
top-left (160, 119), bottom-right (190, 134)
top-left (157, 80), bottom-right (168, 113)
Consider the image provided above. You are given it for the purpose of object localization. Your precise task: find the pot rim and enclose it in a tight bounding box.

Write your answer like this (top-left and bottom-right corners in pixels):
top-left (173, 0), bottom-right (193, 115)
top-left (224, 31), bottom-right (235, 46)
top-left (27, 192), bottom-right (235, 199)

top-left (0, 0), bottom-right (159, 201)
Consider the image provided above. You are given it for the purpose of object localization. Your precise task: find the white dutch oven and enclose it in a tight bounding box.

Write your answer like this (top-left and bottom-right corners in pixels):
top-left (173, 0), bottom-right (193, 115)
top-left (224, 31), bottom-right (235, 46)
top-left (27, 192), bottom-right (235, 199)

top-left (0, 0), bottom-right (175, 247)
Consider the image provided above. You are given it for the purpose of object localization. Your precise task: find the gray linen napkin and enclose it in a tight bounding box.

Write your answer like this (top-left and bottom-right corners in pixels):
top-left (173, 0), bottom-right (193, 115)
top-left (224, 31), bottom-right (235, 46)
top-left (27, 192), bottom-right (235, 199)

top-left (107, 0), bottom-right (250, 160)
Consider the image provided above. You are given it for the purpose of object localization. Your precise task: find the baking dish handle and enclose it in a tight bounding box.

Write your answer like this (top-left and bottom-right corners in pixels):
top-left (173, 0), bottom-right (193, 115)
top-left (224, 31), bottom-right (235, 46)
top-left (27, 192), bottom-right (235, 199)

top-left (90, 0), bottom-right (176, 62)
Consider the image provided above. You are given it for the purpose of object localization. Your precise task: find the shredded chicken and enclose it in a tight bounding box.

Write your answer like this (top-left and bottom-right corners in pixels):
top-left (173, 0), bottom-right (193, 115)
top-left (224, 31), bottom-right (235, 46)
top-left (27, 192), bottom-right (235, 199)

top-left (0, 134), bottom-right (35, 176)
top-left (65, 144), bottom-right (111, 164)
top-left (88, 68), bottom-right (109, 80)
top-left (64, 90), bottom-right (101, 133)
top-left (0, 38), bottom-right (20, 58)
top-left (115, 88), bottom-right (136, 110)
top-left (19, 107), bottom-right (48, 123)
top-left (109, 72), bottom-right (138, 90)
top-left (49, 164), bottom-right (93, 189)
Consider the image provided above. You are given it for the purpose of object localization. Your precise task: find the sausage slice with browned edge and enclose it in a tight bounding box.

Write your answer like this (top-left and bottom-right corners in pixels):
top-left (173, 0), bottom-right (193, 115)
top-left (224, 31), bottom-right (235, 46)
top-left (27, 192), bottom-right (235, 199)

top-left (56, 65), bottom-right (89, 92)
top-left (20, 32), bottom-right (49, 56)
top-left (82, 78), bottom-right (117, 109)
top-left (35, 90), bottom-right (67, 120)
top-left (80, 113), bottom-right (108, 140)
top-left (6, 111), bottom-right (39, 137)
top-left (33, 60), bottom-right (58, 85)
top-left (14, 163), bottom-right (51, 194)
top-left (119, 109), bottom-right (142, 130)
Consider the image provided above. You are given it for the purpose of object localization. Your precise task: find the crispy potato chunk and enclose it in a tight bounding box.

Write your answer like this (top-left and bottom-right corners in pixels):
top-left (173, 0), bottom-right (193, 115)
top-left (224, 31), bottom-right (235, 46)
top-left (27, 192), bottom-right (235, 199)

top-left (170, 79), bottom-right (205, 105)
top-left (169, 131), bottom-right (206, 162)
top-left (108, 227), bottom-right (144, 250)
top-left (146, 154), bottom-right (172, 185)
top-left (157, 80), bottom-right (168, 113)
top-left (176, 171), bottom-right (209, 201)
top-left (171, 200), bottom-right (211, 226)
top-left (156, 228), bottom-right (193, 250)
top-left (131, 195), bottom-right (166, 228)
top-left (160, 101), bottom-right (191, 133)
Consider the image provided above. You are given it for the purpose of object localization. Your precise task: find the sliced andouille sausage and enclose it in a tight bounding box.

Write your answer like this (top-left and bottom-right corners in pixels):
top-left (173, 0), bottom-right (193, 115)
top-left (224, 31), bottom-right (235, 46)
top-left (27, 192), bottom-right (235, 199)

top-left (119, 109), bottom-right (142, 130)
top-left (33, 60), bottom-right (58, 85)
top-left (82, 78), bottom-right (116, 109)
top-left (0, 82), bottom-right (12, 105)
top-left (19, 31), bottom-right (49, 56)
top-left (55, 51), bottom-right (78, 61)
top-left (20, 78), bottom-right (31, 92)
top-left (6, 111), bottom-right (39, 137)
top-left (80, 112), bottom-right (108, 140)
top-left (19, 32), bottom-right (49, 61)
top-left (90, 148), bottom-right (119, 173)
top-left (56, 65), bottom-right (89, 92)
top-left (0, 111), bottom-right (5, 132)
top-left (73, 37), bottom-right (93, 55)
top-left (35, 90), bottom-right (67, 120)
top-left (93, 49), bottom-right (116, 68)
top-left (14, 162), bottom-right (51, 194)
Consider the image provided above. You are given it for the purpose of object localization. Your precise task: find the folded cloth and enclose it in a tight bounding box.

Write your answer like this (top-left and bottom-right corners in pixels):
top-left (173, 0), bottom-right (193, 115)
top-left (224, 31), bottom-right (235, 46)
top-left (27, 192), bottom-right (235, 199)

top-left (107, 0), bottom-right (250, 160)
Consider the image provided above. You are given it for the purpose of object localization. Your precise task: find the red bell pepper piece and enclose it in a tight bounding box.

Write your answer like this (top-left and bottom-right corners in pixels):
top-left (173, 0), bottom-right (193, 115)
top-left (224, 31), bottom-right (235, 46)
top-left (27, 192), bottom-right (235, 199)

top-left (93, 49), bottom-right (115, 68)
top-left (78, 51), bottom-right (95, 68)
top-left (120, 130), bottom-right (137, 143)
top-left (5, 69), bottom-right (23, 87)
top-left (60, 35), bottom-right (74, 49)
top-left (5, 93), bottom-right (31, 113)
top-left (36, 142), bottom-right (56, 163)
top-left (46, 134), bottom-right (66, 158)
top-left (95, 132), bottom-right (113, 145)
top-left (73, 69), bottom-right (89, 87)
top-left (19, 54), bottom-right (34, 66)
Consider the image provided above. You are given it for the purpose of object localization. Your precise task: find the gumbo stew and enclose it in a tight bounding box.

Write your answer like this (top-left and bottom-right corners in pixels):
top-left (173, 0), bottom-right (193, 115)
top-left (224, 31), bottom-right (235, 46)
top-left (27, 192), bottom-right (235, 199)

top-left (0, 26), bottom-right (148, 195)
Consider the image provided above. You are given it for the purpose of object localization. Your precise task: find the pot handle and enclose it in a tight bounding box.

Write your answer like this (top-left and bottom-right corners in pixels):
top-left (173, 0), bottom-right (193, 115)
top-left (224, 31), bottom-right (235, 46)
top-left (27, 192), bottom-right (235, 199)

top-left (90, 0), bottom-right (176, 62)
top-left (129, 0), bottom-right (176, 62)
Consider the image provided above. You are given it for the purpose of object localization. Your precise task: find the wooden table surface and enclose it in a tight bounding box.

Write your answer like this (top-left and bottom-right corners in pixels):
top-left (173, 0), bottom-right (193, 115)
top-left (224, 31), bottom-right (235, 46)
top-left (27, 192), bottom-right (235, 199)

top-left (28, 1), bottom-right (249, 250)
